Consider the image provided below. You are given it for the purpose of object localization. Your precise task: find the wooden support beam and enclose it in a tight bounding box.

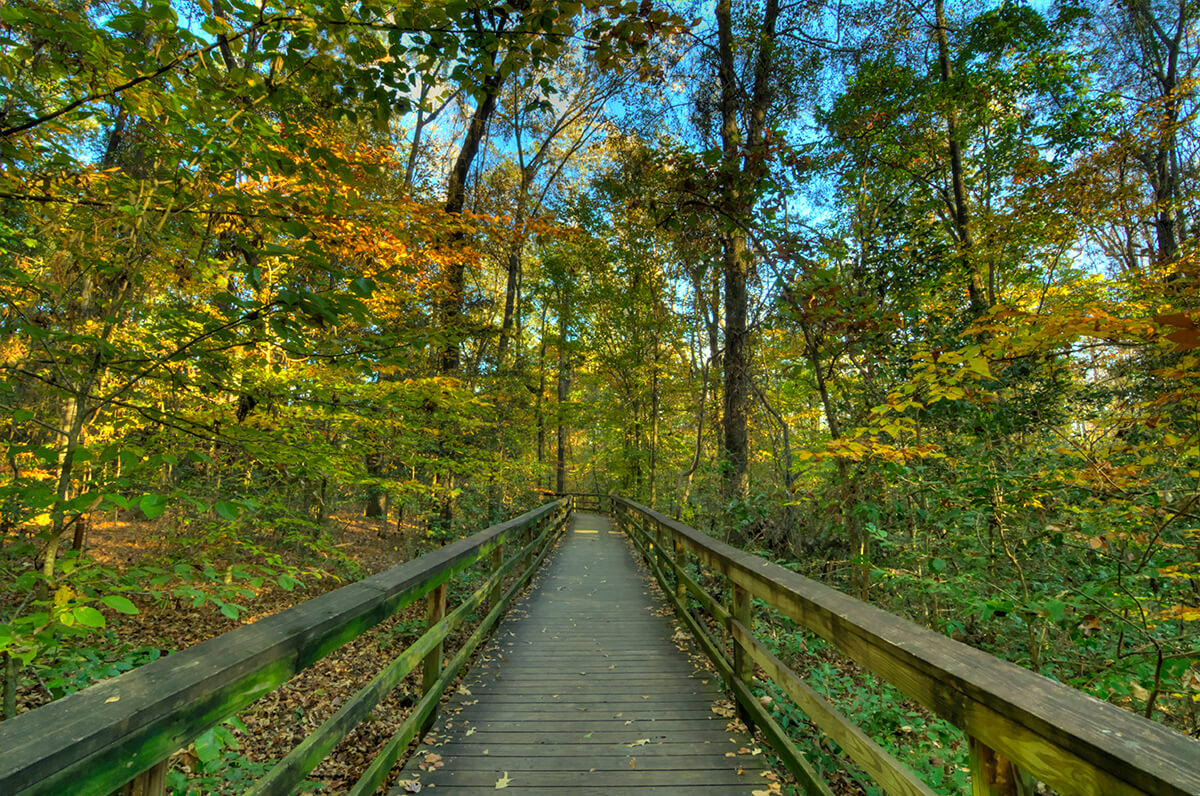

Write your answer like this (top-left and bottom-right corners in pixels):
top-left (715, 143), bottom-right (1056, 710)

top-left (422, 583), bottom-right (447, 697)
top-left (730, 583), bottom-right (754, 729)
top-left (116, 759), bottom-right (167, 796)
top-left (673, 538), bottom-right (687, 603)
top-left (970, 737), bottom-right (1037, 796)
top-left (489, 543), bottom-right (504, 609)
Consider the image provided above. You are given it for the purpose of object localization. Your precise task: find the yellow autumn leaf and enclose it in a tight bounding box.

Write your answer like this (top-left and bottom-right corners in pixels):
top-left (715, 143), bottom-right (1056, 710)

top-left (53, 585), bottom-right (74, 609)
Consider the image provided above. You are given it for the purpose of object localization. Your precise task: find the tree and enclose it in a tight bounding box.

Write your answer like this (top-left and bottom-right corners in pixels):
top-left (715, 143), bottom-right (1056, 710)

top-left (714, 0), bottom-right (781, 508)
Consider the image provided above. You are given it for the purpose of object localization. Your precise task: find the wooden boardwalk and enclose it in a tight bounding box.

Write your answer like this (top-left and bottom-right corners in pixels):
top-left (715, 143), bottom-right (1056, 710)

top-left (389, 512), bottom-right (769, 794)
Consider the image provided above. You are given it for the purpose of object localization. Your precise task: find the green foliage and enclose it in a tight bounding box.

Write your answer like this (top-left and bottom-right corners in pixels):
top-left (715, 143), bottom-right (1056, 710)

top-left (758, 612), bottom-right (970, 793)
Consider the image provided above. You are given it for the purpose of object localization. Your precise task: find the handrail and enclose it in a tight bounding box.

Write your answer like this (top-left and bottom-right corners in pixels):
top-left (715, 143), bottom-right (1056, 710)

top-left (0, 499), bottom-right (571, 796)
top-left (613, 497), bottom-right (1199, 796)
top-left (556, 492), bottom-right (610, 513)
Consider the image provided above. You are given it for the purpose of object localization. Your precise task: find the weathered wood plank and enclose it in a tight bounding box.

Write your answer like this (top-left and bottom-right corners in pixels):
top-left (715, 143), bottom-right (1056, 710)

top-left (399, 769), bottom-right (761, 787)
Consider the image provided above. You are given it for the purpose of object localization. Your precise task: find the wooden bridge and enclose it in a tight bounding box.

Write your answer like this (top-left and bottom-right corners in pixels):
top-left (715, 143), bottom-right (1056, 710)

top-left (1, 496), bottom-right (1196, 796)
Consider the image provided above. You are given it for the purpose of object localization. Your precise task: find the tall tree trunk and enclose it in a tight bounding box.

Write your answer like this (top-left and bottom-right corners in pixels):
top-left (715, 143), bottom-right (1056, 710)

top-left (536, 306), bottom-right (548, 487)
top-left (435, 42), bottom-right (507, 528)
top-left (715, 0), bottom-right (780, 512)
top-left (498, 166), bottom-right (533, 362)
top-left (717, 0), bottom-right (748, 507)
top-left (440, 64), bottom-right (506, 375)
top-left (934, 0), bottom-right (989, 314)
top-left (556, 287), bottom-right (570, 495)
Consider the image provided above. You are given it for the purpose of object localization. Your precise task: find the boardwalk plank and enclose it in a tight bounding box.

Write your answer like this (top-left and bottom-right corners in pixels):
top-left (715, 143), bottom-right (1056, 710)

top-left (388, 513), bottom-right (767, 795)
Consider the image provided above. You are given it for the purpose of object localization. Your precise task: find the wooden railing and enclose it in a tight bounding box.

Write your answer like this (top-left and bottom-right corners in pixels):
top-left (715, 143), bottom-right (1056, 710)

top-left (613, 497), bottom-right (1199, 796)
top-left (0, 499), bottom-right (571, 796)
top-left (558, 492), bottom-right (610, 513)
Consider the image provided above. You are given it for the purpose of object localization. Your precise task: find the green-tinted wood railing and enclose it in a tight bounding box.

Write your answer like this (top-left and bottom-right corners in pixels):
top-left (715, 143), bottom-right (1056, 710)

top-left (556, 492), bottom-right (610, 513)
top-left (0, 499), bottom-right (570, 796)
top-left (614, 497), bottom-right (1199, 796)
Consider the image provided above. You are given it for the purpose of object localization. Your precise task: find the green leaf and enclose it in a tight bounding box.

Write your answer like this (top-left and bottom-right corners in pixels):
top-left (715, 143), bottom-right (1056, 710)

top-left (930, 558), bottom-right (947, 573)
top-left (102, 494), bottom-right (130, 509)
top-left (194, 729), bottom-right (220, 763)
top-left (139, 494), bottom-right (168, 519)
top-left (214, 500), bottom-right (239, 521)
top-left (101, 595), bottom-right (139, 615)
top-left (13, 409), bottom-right (33, 423)
top-left (72, 606), bottom-right (107, 628)
top-left (219, 602), bottom-right (240, 620)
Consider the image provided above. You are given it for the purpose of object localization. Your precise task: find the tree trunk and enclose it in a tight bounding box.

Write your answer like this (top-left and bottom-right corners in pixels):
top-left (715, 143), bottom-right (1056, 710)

top-left (721, 233), bottom-right (750, 502)
top-left (498, 166), bottom-right (533, 363)
top-left (934, 0), bottom-right (989, 314)
top-left (435, 47), bottom-right (507, 527)
top-left (536, 307), bottom-right (548, 487)
top-left (440, 65), bottom-right (506, 376)
top-left (715, 0), bottom-right (780, 511)
top-left (556, 289), bottom-right (570, 495)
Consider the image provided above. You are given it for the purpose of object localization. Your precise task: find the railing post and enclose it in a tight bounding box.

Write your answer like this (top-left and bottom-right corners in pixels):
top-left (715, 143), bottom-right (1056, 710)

top-left (730, 582), bottom-right (755, 729)
top-left (524, 520), bottom-right (537, 570)
top-left (673, 538), bottom-right (686, 603)
top-left (969, 737), bottom-right (1036, 796)
top-left (422, 583), bottom-right (447, 697)
top-left (111, 758), bottom-right (169, 796)
top-left (489, 541), bottom-right (504, 609)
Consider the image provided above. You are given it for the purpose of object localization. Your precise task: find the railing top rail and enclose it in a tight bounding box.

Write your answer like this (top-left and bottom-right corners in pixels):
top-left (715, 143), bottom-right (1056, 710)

top-left (613, 497), bottom-right (1199, 796)
top-left (0, 499), bottom-right (566, 796)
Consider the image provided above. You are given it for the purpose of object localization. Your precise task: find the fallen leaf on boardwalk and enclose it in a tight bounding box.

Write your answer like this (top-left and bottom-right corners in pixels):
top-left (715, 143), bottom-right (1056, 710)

top-left (457, 686), bottom-right (472, 696)
top-left (626, 738), bottom-right (650, 747)
top-left (609, 664), bottom-right (617, 669)
top-left (737, 766), bottom-right (745, 775)
top-left (482, 749), bottom-right (489, 755)
top-left (583, 732), bottom-right (593, 738)
top-left (418, 753), bottom-right (444, 771)
top-left (629, 757), bottom-right (637, 769)
top-left (725, 752), bottom-right (736, 757)
top-left (711, 701), bottom-right (735, 718)
top-left (465, 727), bottom-right (476, 737)
top-left (495, 772), bottom-right (511, 789)
top-left (402, 780), bottom-right (422, 793)
top-left (624, 720), bottom-right (633, 725)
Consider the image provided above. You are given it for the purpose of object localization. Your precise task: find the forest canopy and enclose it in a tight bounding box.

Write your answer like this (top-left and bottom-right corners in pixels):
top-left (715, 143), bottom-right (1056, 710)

top-left (1, 0), bottom-right (1198, 783)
